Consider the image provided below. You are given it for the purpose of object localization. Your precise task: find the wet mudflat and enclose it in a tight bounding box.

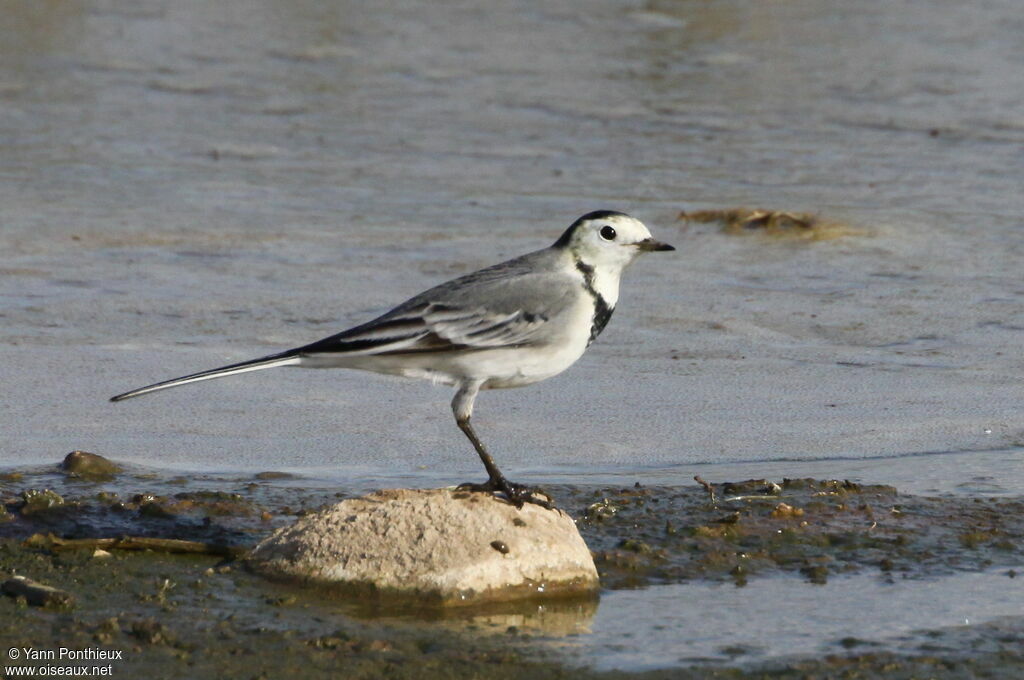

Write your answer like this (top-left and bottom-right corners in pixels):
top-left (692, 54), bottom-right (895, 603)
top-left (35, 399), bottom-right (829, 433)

top-left (2, 460), bottom-right (1022, 678)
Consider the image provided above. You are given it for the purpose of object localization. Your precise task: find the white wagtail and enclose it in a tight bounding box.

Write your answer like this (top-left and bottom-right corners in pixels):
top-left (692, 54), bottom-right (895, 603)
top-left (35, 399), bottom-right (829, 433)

top-left (111, 211), bottom-right (674, 507)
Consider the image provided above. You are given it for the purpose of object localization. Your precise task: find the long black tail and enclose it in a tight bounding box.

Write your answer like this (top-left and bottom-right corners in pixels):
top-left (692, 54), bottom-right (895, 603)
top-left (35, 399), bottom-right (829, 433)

top-left (110, 351), bottom-right (301, 402)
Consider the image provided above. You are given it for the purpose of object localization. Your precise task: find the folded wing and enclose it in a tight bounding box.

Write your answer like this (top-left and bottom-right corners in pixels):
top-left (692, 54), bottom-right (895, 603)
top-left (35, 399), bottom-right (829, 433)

top-left (296, 302), bottom-right (550, 357)
top-left (296, 249), bottom-right (578, 358)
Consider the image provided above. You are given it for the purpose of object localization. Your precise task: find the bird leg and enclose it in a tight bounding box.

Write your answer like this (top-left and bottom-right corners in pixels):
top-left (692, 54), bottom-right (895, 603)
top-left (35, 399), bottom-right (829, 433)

top-left (455, 418), bottom-right (552, 509)
top-left (452, 382), bottom-right (552, 510)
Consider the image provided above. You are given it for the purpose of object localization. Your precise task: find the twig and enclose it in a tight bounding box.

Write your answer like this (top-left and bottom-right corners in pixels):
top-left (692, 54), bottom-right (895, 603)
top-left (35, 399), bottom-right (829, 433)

top-left (23, 533), bottom-right (245, 559)
top-left (694, 475), bottom-right (716, 504)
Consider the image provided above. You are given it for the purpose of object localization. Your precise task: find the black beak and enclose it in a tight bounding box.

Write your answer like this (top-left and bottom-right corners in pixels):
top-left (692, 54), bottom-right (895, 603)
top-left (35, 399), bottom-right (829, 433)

top-left (635, 238), bottom-right (675, 252)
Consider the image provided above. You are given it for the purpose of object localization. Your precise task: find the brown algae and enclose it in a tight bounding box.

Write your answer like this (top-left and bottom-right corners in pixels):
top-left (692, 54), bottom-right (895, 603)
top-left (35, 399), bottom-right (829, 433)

top-left (679, 208), bottom-right (865, 240)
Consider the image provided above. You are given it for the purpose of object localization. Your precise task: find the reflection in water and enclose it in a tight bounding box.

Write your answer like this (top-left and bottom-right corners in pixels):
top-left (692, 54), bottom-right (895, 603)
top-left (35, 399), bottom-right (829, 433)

top-left (408, 597), bottom-right (599, 637)
top-left (293, 585), bottom-right (600, 637)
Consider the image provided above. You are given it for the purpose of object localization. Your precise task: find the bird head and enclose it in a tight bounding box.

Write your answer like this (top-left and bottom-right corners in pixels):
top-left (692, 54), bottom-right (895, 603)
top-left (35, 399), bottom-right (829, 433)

top-left (553, 210), bottom-right (674, 272)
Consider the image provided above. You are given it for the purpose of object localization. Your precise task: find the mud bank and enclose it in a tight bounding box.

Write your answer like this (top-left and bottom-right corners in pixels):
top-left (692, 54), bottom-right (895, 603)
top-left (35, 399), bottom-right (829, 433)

top-left (2, 461), bottom-right (1022, 677)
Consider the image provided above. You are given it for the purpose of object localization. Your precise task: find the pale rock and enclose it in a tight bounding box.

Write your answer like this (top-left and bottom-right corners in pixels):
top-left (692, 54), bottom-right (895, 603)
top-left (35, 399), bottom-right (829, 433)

top-left (245, 488), bottom-right (599, 605)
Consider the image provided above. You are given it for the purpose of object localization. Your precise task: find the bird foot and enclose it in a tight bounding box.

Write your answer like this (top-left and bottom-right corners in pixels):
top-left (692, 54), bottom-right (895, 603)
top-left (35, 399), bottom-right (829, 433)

top-left (457, 477), bottom-right (554, 510)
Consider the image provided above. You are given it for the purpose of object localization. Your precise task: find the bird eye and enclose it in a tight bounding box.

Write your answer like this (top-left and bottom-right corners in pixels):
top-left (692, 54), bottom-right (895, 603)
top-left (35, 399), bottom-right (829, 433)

top-left (599, 226), bottom-right (616, 241)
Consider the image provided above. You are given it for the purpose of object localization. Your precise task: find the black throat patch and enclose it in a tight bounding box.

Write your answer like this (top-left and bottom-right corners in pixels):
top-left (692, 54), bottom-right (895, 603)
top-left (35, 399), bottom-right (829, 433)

top-left (575, 259), bottom-right (614, 346)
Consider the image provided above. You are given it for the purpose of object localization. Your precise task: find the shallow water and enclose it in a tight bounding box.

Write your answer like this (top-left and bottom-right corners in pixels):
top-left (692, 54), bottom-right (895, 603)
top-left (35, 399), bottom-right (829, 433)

top-left (574, 568), bottom-right (1024, 670)
top-left (2, 0), bottom-right (1024, 673)
top-left (3, 0), bottom-right (1024, 478)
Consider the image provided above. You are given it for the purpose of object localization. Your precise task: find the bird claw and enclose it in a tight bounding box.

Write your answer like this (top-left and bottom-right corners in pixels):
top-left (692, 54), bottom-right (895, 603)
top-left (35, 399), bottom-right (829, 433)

top-left (457, 477), bottom-right (554, 510)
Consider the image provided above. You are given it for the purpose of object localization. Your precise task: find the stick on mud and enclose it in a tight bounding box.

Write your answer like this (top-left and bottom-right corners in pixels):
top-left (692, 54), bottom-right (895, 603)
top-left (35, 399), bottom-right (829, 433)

top-left (23, 533), bottom-right (245, 558)
top-left (694, 475), bottom-right (716, 504)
